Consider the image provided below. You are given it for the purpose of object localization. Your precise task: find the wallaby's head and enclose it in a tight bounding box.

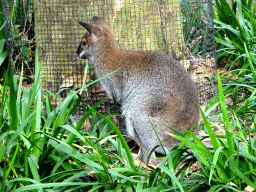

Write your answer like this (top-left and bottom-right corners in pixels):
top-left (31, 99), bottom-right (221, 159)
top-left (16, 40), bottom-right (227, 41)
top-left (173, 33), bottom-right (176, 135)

top-left (76, 16), bottom-right (118, 60)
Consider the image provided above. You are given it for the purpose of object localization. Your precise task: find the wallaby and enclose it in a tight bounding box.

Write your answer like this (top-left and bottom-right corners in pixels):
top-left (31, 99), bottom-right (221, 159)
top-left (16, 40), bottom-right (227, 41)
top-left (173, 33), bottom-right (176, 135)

top-left (76, 16), bottom-right (199, 164)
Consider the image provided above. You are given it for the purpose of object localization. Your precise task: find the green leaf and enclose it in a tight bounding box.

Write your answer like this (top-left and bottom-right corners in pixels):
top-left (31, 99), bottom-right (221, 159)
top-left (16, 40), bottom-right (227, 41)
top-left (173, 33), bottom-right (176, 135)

top-left (217, 72), bottom-right (234, 152)
top-left (229, 158), bottom-right (256, 189)
top-left (244, 43), bottom-right (256, 83)
top-left (0, 39), bottom-right (6, 53)
top-left (0, 50), bottom-right (7, 66)
top-left (199, 106), bottom-right (219, 151)
top-left (159, 165), bottom-right (184, 192)
top-left (28, 154), bottom-right (40, 181)
top-left (14, 182), bottom-right (100, 192)
top-left (209, 147), bottom-right (223, 184)
top-left (0, 16), bottom-right (9, 40)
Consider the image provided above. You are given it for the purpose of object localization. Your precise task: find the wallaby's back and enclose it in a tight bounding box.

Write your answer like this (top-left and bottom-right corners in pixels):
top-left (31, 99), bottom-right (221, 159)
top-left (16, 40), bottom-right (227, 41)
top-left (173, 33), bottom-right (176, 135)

top-left (77, 16), bottom-right (199, 164)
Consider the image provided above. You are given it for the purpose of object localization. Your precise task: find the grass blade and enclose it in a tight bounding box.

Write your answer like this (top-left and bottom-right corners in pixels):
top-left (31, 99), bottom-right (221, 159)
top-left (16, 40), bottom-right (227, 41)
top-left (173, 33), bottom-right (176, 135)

top-left (217, 72), bottom-right (234, 152)
top-left (199, 106), bottom-right (219, 151)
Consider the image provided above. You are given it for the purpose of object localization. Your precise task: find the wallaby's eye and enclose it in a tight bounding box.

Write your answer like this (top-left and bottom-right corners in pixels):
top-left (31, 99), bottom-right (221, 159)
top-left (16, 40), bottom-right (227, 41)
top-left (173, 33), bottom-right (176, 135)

top-left (81, 41), bottom-right (86, 46)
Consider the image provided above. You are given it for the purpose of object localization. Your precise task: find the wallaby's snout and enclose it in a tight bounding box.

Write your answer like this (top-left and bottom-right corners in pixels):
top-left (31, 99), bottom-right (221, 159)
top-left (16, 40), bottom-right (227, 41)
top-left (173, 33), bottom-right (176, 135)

top-left (76, 30), bottom-right (91, 60)
top-left (77, 16), bottom-right (199, 165)
top-left (76, 45), bottom-right (85, 59)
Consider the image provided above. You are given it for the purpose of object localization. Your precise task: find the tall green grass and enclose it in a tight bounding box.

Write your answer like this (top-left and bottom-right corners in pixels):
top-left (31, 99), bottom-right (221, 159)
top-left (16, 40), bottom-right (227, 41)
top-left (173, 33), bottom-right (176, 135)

top-left (212, 0), bottom-right (256, 124)
top-left (172, 72), bottom-right (256, 191)
top-left (0, 52), bottom-right (190, 190)
top-left (8, 0), bottom-right (34, 67)
top-left (0, 51), bottom-right (189, 191)
top-left (214, 0), bottom-right (256, 69)
top-left (2, 52), bottom-right (256, 191)
top-left (2, 0), bottom-right (256, 190)
top-left (0, 52), bottom-right (141, 191)
top-left (181, 0), bottom-right (212, 57)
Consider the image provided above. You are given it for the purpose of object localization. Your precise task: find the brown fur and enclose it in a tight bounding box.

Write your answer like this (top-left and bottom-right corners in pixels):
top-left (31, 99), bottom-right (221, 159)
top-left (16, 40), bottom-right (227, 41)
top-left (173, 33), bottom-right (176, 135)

top-left (77, 16), bottom-right (199, 164)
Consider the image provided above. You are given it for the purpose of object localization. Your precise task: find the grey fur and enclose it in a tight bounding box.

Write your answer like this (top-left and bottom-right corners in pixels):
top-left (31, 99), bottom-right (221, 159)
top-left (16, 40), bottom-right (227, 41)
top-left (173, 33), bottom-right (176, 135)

top-left (76, 16), bottom-right (199, 164)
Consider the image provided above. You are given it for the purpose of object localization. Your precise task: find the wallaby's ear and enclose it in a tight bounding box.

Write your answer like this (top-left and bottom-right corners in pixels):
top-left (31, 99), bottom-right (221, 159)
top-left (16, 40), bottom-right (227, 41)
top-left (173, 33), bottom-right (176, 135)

top-left (78, 21), bottom-right (92, 34)
top-left (78, 22), bottom-right (102, 35)
top-left (92, 16), bottom-right (102, 23)
top-left (92, 16), bottom-right (108, 28)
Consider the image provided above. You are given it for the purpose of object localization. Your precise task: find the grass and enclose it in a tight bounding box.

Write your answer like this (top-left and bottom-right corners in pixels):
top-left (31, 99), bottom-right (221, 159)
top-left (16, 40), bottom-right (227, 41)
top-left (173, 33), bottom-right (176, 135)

top-left (210, 0), bottom-right (256, 127)
top-left (1, 52), bottom-right (192, 191)
top-left (1, 0), bottom-right (256, 191)
top-left (181, 0), bottom-right (213, 57)
top-left (214, 0), bottom-right (256, 69)
top-left (179, 73), bottom-right (256, 191)
top-left (0, 52), bottom-right (140, 191)
top-left (1, 52), bottom-right (256, 191)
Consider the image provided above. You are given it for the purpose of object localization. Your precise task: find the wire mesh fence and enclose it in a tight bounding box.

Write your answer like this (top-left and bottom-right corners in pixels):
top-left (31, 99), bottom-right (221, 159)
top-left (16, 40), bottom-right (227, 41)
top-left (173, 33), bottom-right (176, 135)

top-left (2, 0), bottom-right (216, 115)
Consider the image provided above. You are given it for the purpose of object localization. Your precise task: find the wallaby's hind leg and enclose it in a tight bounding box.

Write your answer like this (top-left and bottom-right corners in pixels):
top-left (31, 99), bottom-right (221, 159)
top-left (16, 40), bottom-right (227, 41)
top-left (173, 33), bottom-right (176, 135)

top-left (124, 109), bottom-right (162, 164)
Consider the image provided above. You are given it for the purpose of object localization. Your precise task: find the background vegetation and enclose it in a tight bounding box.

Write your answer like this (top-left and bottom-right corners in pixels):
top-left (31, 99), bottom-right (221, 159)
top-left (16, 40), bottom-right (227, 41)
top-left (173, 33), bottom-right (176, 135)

top-left (1, 0), bottom-right (256, 191)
